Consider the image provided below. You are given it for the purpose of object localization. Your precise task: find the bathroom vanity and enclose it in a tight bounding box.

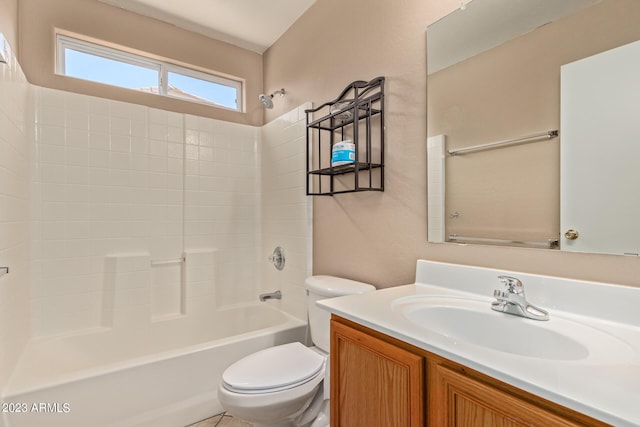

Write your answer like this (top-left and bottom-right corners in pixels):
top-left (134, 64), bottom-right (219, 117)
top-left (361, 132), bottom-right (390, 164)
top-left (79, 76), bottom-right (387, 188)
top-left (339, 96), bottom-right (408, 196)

top-left (331, 316), bottom-right (608, 426)
top-left (319, 261), bottom-right (640, 426)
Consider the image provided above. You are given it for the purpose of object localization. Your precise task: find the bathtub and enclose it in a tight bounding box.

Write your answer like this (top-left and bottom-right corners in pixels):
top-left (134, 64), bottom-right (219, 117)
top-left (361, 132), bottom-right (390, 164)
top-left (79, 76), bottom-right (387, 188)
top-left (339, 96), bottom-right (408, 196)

top-left (1, 303), bottom-right (306, 427)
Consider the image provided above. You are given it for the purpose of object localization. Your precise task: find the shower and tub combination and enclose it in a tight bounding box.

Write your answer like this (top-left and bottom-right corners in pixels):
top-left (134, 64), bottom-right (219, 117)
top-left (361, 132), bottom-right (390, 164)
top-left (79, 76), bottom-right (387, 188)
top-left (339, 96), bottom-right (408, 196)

top-left (2, 299), bottom-right (306, 427)
top-left (0, 65), bottom-right (312, 427)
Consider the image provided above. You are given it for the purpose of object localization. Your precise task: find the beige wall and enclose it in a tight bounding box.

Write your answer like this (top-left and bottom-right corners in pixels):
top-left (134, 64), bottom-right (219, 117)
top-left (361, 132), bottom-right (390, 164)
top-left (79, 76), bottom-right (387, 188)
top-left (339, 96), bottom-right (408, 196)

top-left (264, 0), bottom-right (640, 289)
top-left (18, 0), bottom-right (264, 126)
top-left (0, 0), bottom-right (18, 51)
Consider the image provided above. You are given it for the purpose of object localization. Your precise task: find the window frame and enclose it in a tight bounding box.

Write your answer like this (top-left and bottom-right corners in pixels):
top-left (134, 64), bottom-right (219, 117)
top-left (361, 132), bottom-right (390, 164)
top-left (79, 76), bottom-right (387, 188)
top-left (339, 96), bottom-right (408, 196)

top-left (55, 33), bottom-right (244, 112)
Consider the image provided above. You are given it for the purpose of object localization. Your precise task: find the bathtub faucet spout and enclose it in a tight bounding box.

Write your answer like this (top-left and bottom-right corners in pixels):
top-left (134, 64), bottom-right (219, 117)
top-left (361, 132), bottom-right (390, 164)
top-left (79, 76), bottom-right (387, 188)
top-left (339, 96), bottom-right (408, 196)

top-left (259, 290), bottom-right (282, 302)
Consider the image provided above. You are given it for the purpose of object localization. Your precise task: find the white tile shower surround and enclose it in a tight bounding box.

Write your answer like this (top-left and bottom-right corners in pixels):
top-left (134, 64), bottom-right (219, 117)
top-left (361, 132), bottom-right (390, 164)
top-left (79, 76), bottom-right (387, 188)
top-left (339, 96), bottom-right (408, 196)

top-left (31, 85), bottom-right (312, 336)
top-left (0, 36), bottom-right (32, 395)
top-left (102, 250), bottom-right (218, 326)
top-left (260, 108), bottom-right (312, 321)
top-left (33, 89), bottom-right (261, 335)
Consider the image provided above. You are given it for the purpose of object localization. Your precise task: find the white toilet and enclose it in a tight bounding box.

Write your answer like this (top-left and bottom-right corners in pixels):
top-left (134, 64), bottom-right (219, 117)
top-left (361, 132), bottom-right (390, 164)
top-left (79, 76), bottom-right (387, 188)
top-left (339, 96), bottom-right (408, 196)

top-left (218, 275), bottom-right (375, 427)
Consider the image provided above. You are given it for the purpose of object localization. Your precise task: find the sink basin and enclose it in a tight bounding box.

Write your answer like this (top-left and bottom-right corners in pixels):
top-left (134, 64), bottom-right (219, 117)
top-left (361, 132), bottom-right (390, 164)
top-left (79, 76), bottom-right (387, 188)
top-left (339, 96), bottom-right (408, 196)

top-left (392, 295), bottom-right (631, 361)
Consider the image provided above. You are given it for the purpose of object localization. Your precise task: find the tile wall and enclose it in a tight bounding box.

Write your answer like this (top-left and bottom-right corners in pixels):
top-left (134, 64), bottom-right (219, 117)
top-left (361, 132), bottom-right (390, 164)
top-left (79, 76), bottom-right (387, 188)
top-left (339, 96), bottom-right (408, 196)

top-left (0, 36), bottom-right (32, 391)
top-left (183, 116), bottom-right (261, 308)
top-left (102, 249), bottom-right (217, 329)
top-left (31, 89), bottom-right (262, 336)
top-left (260, 104), bottom-right (312, 320)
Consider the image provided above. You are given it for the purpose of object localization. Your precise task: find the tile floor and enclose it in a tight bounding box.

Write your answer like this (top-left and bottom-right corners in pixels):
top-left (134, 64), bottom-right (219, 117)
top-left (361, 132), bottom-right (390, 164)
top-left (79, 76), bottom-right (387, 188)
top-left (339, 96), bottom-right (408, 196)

top-left (187, 412), bottom-right (251, 427)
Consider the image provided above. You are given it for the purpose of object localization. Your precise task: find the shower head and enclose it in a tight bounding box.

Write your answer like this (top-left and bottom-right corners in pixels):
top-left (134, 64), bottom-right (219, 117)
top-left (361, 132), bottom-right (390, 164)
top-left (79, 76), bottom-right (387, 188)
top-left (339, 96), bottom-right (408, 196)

top-left (259, 93), bottom-right (274, 109)
top-left (258, 88), bottom-right (286, 109)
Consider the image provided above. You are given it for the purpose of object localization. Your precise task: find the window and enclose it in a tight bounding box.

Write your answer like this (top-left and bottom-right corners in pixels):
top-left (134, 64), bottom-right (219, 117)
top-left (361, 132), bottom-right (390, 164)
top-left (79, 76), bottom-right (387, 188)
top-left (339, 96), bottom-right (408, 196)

top-left (56, 34), bottom-right (243, 112)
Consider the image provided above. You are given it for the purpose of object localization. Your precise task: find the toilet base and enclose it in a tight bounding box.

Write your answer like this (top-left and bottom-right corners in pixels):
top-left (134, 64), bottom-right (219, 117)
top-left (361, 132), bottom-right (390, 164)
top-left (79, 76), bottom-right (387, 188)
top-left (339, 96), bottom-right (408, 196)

top-left (308, 400), bottom-right (329, 427)
top-left (251, 422), bottom-right (294, 427)
top-left (247, 398), bottom-right (328, 427)
top-left (230, 390), bottom-right (328, 427)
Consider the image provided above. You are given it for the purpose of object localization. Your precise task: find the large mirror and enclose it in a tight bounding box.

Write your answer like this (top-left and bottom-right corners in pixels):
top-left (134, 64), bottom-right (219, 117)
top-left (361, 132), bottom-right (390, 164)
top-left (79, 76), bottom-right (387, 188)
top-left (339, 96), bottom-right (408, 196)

top-left (426, 0), bottom-right (640, 256)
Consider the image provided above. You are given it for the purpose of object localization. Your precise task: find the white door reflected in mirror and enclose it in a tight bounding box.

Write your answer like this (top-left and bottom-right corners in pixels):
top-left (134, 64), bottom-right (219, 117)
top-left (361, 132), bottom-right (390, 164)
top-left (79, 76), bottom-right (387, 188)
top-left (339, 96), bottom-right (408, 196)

top-left (560, 40), bottom-right (640, 256)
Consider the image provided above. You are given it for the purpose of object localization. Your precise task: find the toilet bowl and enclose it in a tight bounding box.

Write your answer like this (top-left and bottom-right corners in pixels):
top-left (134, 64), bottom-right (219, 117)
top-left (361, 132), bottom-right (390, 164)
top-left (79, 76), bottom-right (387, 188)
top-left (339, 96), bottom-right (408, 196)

top-left (218, 342), bottom-right (326, 427)
top-left (218, 276), bottom-right (375, 427)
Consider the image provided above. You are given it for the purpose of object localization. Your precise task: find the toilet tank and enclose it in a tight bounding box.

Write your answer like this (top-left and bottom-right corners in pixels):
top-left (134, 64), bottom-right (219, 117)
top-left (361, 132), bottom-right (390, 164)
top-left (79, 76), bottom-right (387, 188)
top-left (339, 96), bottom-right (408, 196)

top-left (305, 275), bottom-right (375, 353)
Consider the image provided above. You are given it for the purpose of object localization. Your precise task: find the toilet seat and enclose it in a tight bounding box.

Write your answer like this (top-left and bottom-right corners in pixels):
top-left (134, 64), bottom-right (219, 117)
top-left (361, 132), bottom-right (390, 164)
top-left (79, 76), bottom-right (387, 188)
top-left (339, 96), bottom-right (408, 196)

top-left (222, 342), bottom-right (325, 394)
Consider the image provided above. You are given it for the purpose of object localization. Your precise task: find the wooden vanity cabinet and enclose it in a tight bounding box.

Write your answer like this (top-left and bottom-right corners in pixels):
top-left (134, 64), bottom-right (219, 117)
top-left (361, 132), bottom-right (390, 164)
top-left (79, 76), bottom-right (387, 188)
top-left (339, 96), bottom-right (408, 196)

top-left (430, 363), bottom-right (599, 427)
top-left (331, 315), bottom-right (610, 427)
top-left (330, 317), bottom-right (425, 426)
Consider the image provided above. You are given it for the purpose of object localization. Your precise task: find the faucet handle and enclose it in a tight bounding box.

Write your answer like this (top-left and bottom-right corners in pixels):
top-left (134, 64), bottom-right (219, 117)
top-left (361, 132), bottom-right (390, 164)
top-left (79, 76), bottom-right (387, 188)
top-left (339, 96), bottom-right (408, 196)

top-left (493, 289), bottom-right (510, 300)
top-left (497, 275), bottom-right (524, 296)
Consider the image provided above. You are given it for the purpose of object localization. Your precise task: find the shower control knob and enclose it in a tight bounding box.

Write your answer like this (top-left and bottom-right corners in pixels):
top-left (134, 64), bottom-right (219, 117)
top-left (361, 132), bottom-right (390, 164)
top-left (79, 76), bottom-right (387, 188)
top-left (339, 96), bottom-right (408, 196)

top-left (269, 246), bottom-right (285, 270)
top-left (564, 229), bottom-right (579, 240)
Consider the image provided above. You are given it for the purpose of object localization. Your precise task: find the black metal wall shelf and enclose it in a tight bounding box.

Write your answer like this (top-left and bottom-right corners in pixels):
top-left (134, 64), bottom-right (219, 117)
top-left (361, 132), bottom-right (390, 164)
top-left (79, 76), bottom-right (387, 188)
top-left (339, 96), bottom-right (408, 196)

top-left (305, 77), bottom-right (385, 196)
top-left (309, 162), bottom-right (384, 176)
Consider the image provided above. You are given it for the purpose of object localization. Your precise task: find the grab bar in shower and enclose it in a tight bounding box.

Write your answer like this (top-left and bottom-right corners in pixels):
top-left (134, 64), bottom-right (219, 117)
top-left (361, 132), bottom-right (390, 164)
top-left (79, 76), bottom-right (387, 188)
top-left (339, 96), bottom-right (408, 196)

top-left (448, 234), bottom-right (559, 248)
top-left (0, 267), bottom-right (8, 278)
top-left (150, 257), bottom-right (185, 266)
top-left (447, 130), bottom-right (558, 156)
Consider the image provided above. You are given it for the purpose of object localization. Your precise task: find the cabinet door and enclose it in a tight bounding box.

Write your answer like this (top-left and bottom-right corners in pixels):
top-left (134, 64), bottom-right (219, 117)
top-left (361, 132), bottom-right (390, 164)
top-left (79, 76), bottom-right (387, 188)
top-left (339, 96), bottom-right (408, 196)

top-left (431, 364), bottom-right (584, 427)
top-left (331, 319), bottom-right (424, 427)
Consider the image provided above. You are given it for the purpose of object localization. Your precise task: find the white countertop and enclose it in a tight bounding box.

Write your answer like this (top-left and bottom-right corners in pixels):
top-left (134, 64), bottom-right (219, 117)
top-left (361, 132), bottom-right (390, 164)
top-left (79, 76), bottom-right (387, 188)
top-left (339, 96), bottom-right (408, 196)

top-left (317, 260), bottom-right (640, 427)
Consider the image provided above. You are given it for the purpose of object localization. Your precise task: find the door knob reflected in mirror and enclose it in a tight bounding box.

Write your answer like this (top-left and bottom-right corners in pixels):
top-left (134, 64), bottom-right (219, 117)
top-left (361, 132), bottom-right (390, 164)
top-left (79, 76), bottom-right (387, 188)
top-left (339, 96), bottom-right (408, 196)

top-left (564, 229), bottom-right (579, 240)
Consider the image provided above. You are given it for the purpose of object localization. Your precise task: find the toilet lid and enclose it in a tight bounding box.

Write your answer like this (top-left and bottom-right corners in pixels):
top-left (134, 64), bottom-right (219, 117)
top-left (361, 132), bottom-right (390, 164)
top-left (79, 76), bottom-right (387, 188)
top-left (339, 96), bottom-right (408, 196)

top-left (222, 342), bottom-right (325, 394)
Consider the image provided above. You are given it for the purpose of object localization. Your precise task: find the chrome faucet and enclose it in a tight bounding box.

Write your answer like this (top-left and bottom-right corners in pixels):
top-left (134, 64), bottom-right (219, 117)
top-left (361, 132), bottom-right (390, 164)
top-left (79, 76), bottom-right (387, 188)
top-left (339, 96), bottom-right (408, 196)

top-left (491, 276), bottom-right (549, 321)
top-left (259, 290), bottom-right (282, 302)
